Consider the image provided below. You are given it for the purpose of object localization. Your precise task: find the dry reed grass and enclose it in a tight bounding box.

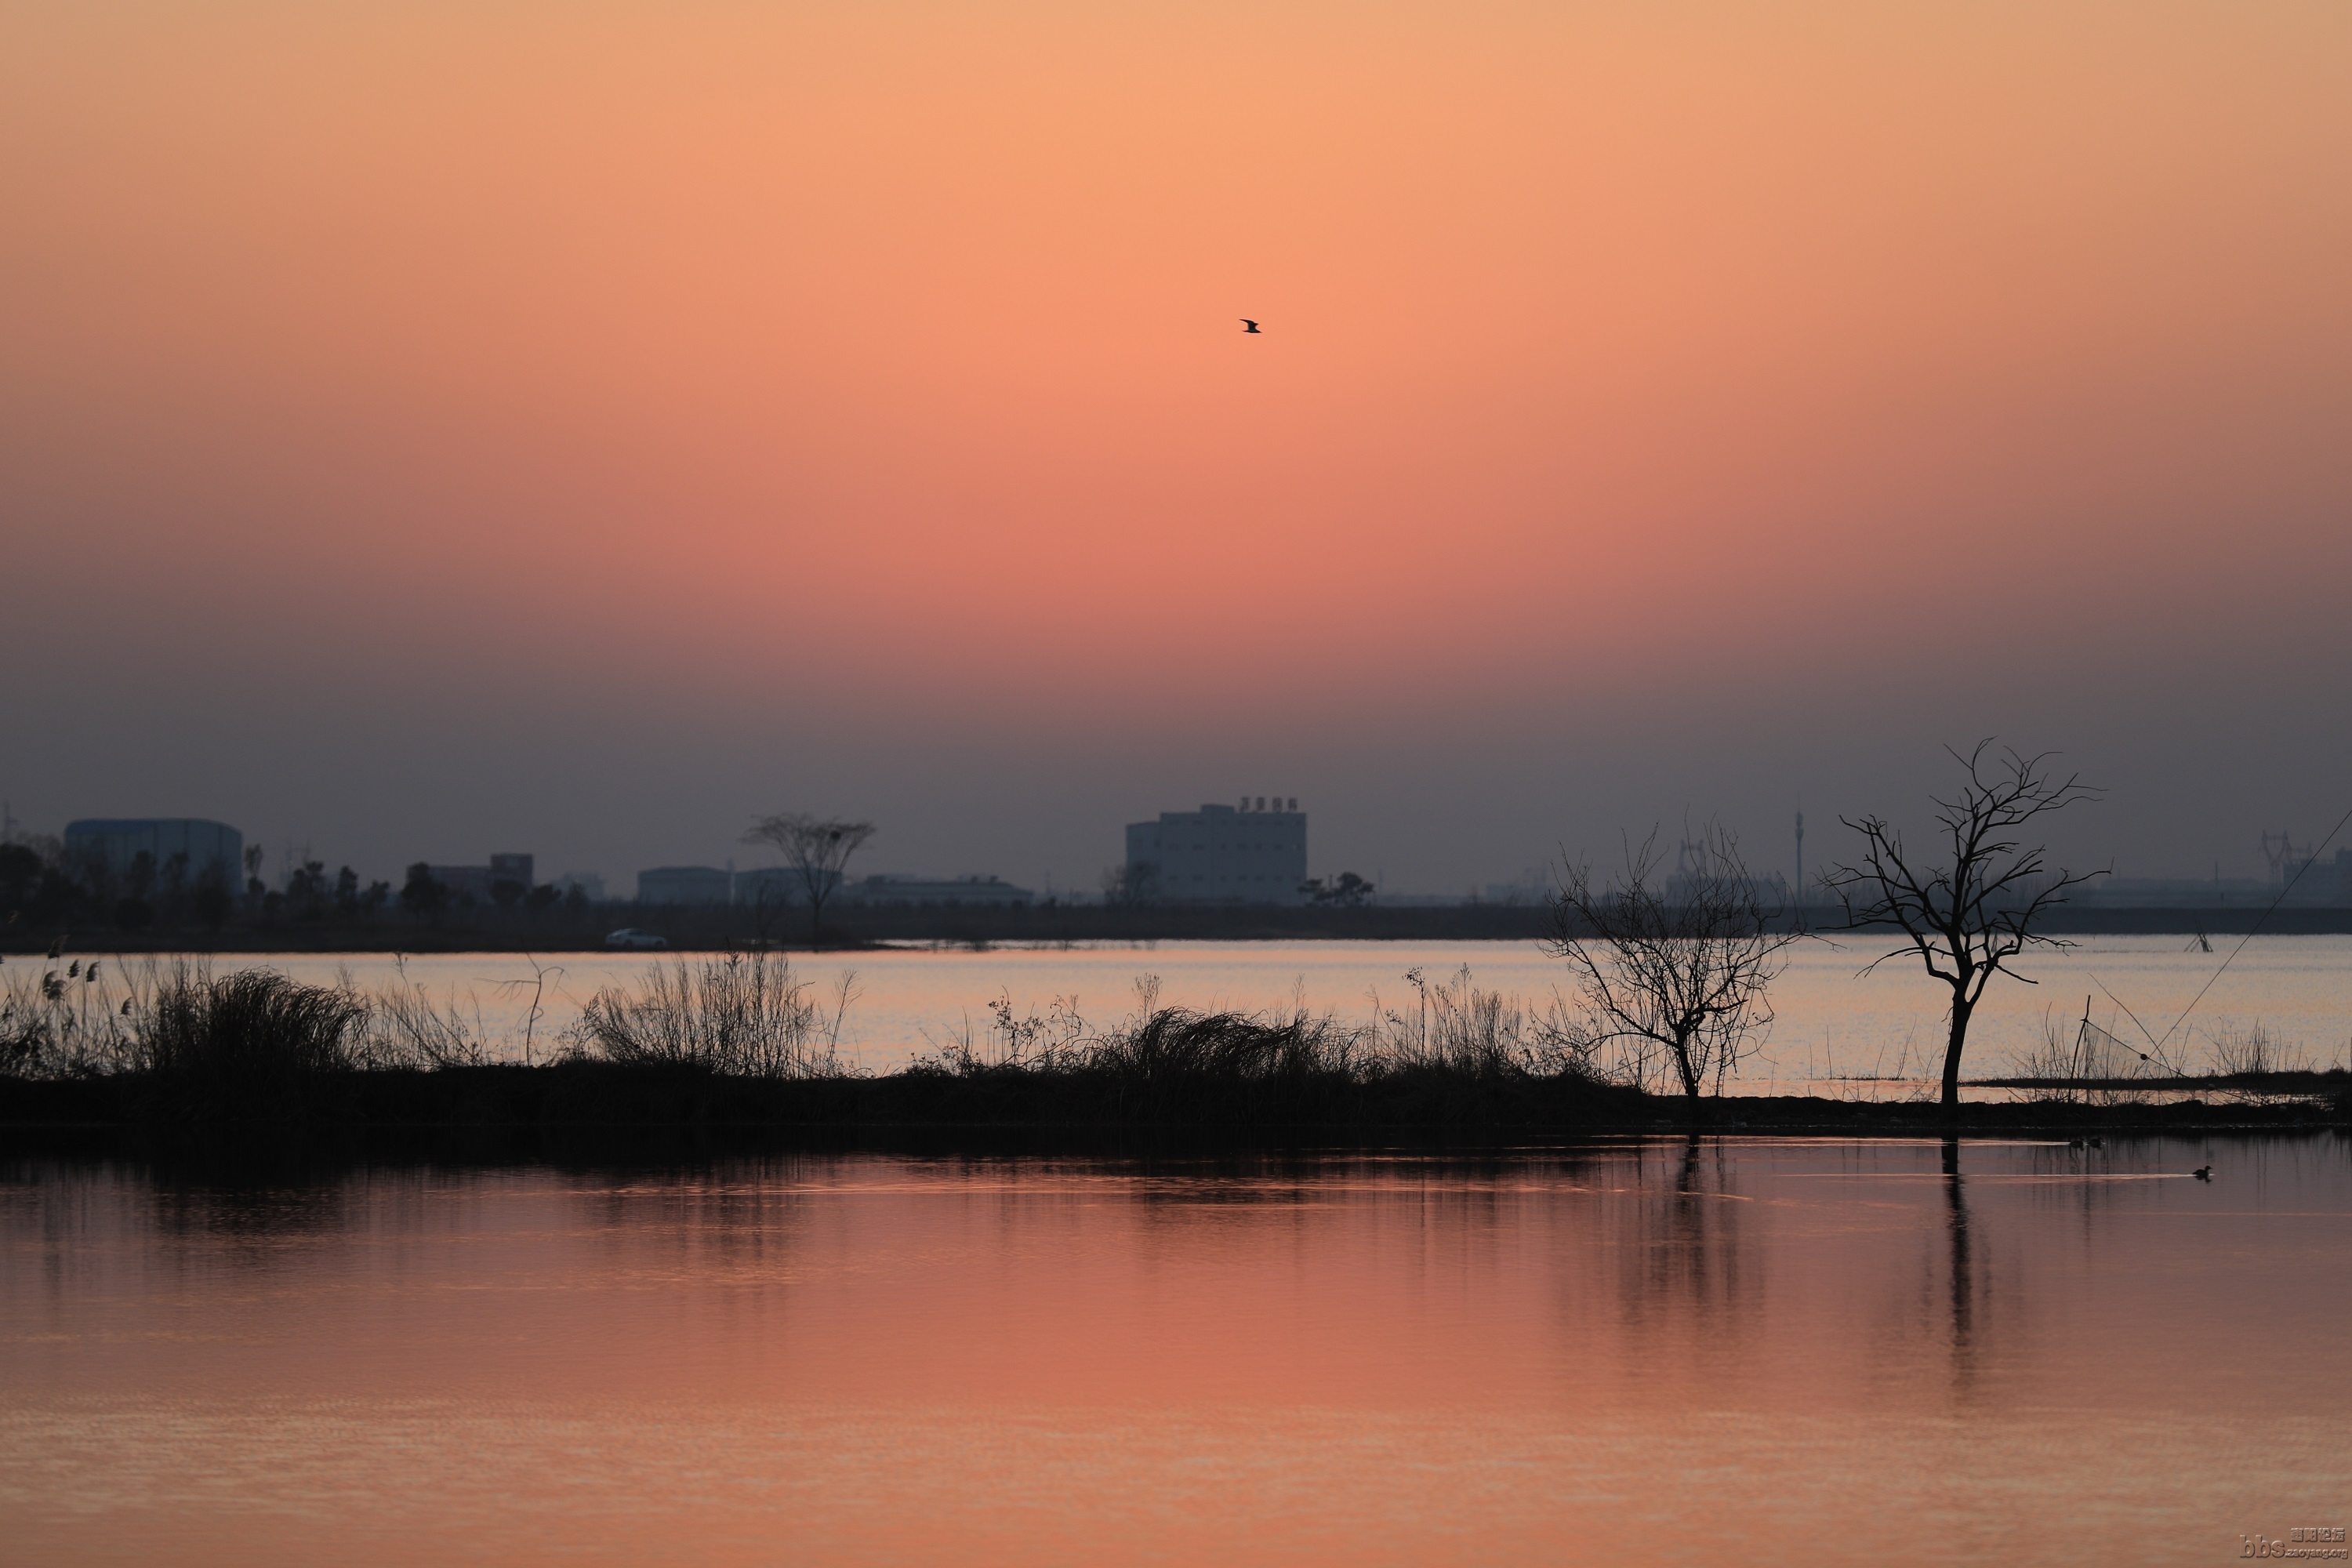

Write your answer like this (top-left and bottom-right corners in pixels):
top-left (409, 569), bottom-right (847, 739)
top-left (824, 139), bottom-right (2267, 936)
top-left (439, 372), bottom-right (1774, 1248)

top-left (564, 953), bottom-right (852, 1077)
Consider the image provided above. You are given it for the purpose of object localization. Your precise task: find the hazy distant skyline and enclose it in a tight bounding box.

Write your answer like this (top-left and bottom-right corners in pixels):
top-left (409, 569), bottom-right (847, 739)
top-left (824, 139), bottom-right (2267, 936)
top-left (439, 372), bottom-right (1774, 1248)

top-left (5, 1), bottom-right (2348, 895)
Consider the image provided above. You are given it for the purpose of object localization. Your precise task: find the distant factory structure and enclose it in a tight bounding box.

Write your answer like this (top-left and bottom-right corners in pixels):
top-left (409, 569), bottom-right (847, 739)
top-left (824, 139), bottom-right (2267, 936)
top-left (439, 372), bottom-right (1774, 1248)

top-left (2078, 834), bottom-right (2352, 907)
top-left (842, 874), bottom-right (1033, 908)
top-left (64, 818), bottom-right (242, 890)
top-left (2266, 837), bottom-right (2352, 905)
top-left (1125, 797), bottom-right (1308, 904)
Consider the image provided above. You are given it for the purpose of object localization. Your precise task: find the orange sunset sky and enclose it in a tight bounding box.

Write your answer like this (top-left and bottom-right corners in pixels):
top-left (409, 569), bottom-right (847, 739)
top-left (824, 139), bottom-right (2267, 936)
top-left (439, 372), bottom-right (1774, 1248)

top-left (4, 0), bottom-right (2349, 891)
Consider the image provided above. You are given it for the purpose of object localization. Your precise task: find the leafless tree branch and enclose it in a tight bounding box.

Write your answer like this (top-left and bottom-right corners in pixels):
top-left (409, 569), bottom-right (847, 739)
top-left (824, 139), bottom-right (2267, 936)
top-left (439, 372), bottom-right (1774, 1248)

top-left (1820, 741), bottom-right (2104, 1108)
top-left (741, 813), bottom-right (877, 945)
top-left (1546, 823), bottom-right (1796, 1099)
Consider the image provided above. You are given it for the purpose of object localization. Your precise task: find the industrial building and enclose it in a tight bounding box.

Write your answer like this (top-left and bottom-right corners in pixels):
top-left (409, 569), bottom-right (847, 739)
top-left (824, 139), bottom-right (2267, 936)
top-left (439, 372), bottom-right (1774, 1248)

top-left (840, 874), bottom-right (1034, 907)
top-left (64, 818), bottom-right (242, 891)
top-left (2275, 845), bottom-right (2352, 905)
top-left (1125, 799), bottom-right (1307, 904)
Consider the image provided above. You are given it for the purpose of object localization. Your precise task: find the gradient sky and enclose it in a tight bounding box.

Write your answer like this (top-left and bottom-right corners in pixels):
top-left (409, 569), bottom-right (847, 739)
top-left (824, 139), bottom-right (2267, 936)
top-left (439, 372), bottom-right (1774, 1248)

top-left (4, 0), bottom-right (2349, 893)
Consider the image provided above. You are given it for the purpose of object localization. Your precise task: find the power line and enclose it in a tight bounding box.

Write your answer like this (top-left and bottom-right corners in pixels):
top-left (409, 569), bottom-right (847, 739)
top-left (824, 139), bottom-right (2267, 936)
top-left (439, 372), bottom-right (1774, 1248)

top-left (2152, 798), bottom-right (2352, 1054)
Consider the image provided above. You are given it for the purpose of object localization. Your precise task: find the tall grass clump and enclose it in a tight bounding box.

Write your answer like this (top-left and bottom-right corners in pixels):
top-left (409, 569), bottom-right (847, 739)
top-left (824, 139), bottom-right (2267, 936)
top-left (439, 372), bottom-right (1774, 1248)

top-left (1375, 966), bottom-right (1601, 1081)
top-left (2205, 1022), bottom-right (2312, 1103)
top-left (567, 953), bottom-right (850, 1077)
top-left (1089, 1004), bottom-right (1353, 1080)
top-left (2208, 1022), bottom-right (2306, 1079)
top-left (2, 956), bottom-right (368, 1085)
top-left (934, 981), bottom-right (1367, 1123)
top-left (353, 960), bottom-right (497, 1069)
top-left (912, 969), bottom-right (1622, 1126)
top-left (141, 965), bottom-right (367, 1081)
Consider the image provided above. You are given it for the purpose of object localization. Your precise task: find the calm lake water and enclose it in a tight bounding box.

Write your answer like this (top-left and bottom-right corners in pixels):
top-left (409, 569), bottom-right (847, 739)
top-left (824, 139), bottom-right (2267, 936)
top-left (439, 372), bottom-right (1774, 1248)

top-left (99, 935), bottom-right (2352, 1090)
top-left (2, 1138), bottom-right (2346, 1565)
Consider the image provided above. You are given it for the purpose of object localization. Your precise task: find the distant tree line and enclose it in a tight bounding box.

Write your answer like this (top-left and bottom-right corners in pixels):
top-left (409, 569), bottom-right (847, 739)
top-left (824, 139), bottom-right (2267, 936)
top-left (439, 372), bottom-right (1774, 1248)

top-left (0, 836), bottom-right (251, 935)
top-left (394, 864), bottom-right (591, 924)
top-left (0, 833), bottom-right (609, 938)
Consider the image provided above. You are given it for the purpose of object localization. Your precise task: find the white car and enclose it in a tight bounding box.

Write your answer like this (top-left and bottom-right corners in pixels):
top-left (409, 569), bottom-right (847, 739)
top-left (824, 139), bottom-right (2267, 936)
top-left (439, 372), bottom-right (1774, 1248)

top-left (604, 928), bottom-right (669, 950)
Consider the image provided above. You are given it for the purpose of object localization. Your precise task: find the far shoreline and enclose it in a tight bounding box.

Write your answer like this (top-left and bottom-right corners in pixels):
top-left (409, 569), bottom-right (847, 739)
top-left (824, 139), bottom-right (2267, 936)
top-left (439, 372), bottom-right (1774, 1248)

top-left (10, 903), bottom-right (2352, 956)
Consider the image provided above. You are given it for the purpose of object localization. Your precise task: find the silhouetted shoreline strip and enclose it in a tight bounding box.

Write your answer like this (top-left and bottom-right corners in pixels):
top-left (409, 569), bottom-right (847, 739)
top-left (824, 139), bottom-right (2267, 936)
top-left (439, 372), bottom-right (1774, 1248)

top-left (2, 1064), bottom-right (2342, 1141)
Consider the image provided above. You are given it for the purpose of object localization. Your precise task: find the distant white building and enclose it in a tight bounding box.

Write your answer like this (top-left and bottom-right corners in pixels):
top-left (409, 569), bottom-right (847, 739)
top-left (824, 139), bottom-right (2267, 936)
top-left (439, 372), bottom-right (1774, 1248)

top-left (1126, 799), bottom-right (1307, 904)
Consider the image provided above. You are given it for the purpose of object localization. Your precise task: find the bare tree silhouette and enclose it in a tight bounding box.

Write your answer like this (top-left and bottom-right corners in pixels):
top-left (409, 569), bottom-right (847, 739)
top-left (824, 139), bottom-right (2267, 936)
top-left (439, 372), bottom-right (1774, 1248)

top-left (1823, 742), bottom-right (2102, 1109)
top-left (1547, 824), bottom-right (1795, 1099)
top-left (742, 814), bottom-right (876, 945)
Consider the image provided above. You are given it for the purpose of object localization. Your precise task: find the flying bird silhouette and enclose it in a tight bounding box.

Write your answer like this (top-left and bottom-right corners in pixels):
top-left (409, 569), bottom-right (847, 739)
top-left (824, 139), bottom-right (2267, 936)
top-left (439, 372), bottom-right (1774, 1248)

top-left (1240, 319), bottom-right (1261, 333)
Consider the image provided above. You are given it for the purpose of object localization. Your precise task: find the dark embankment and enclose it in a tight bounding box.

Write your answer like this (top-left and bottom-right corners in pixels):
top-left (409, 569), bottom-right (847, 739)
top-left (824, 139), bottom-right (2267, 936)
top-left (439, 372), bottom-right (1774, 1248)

top-left (5, 1060), bottom-right (2344, 1156)
top-left (0, 1056), bottom-right (1649, 1134)
top-left (21, 901), bottom-right (2352, 956)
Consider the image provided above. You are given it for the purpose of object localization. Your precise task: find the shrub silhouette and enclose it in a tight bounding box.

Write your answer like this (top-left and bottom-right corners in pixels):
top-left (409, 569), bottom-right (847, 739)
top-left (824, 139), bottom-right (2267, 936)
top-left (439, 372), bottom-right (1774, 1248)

top-left (143, 968), bottom-right (365, 1083)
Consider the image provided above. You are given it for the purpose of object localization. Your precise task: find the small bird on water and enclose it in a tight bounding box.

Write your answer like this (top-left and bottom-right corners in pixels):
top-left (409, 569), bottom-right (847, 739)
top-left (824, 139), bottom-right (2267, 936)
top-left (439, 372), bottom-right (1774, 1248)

top-left (2192, 1165), bottom-right (2213, 1181)
top-left (1240, 318), bottom-right (1261, 333)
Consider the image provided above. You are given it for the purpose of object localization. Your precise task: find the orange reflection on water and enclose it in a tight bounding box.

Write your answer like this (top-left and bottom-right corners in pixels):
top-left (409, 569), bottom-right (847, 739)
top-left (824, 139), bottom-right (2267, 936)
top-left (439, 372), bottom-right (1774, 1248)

top-left (2, 1138), bottom-right (2347, 1564)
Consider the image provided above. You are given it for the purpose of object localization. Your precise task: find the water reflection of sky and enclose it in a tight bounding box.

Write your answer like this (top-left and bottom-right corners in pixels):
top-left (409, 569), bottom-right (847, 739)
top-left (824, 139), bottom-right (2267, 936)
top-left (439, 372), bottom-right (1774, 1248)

top-left (81, 935), bottom-right (2352, 1086)
top-left (2, 1139), bottom-right (2345, 1564)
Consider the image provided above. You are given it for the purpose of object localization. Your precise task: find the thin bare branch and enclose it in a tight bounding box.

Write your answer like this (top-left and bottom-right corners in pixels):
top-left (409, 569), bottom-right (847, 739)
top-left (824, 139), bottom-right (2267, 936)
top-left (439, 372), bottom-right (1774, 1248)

top-left (1822, 742), bottom-right (2103, 1108)
top-left (1546, 822), bottom-right (1795, 1098)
